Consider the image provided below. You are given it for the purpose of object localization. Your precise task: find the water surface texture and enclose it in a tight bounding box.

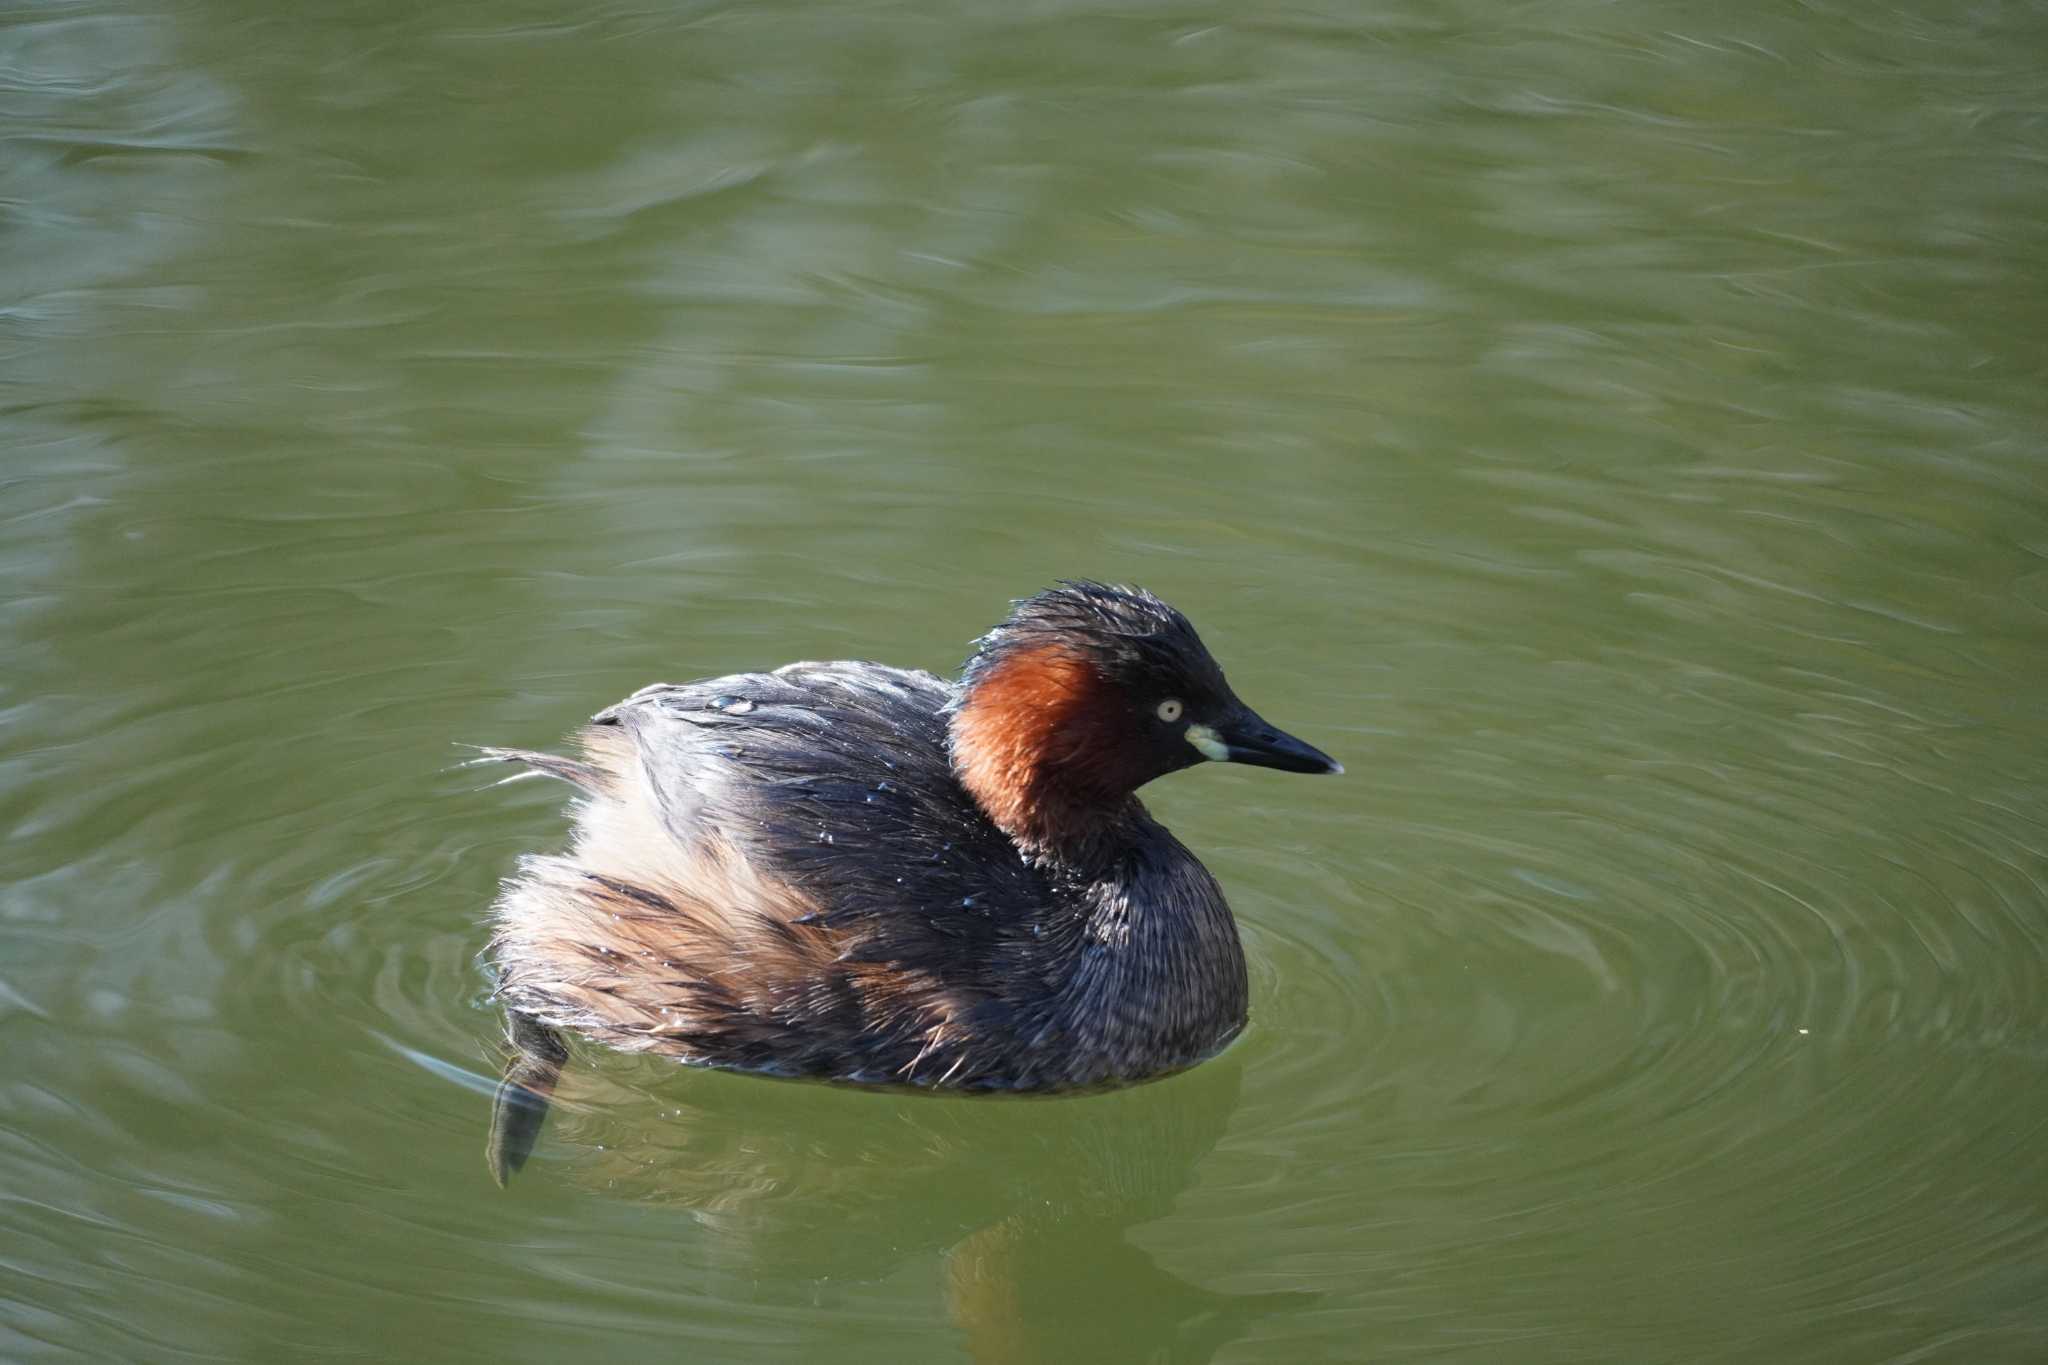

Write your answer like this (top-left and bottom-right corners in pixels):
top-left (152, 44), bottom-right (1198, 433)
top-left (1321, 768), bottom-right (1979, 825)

top-left (6, 2), bottom-right (2047, 1361)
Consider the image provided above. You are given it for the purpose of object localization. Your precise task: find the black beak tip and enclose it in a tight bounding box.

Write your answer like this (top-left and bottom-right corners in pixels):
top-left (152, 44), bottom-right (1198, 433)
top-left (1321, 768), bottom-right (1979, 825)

top-left (1281, 746), bottom-right (1344, 776)
top-left (1271, 743), bottom-right (1343, 776)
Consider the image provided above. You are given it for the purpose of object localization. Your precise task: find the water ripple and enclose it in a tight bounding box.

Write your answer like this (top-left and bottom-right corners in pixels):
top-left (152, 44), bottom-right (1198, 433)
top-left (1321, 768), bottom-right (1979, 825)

top-left (5, 0), bottom-right (2048, 1358)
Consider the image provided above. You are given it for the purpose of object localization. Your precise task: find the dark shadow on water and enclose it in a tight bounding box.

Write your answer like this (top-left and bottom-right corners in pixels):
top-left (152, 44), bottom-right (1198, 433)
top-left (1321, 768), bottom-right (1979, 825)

top-left (491, 1013), bottom-right (1317, 1363)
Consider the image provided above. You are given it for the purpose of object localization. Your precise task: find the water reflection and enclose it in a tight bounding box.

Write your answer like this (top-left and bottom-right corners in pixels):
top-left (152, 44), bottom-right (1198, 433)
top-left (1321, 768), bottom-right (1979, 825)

top-left (496, 1037), bottom-right (1313, 1363)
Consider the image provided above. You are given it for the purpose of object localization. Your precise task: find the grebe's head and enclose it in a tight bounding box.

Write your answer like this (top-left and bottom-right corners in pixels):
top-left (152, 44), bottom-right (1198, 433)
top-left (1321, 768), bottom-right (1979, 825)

top-left (950, 581), bottom-right (1340, 848)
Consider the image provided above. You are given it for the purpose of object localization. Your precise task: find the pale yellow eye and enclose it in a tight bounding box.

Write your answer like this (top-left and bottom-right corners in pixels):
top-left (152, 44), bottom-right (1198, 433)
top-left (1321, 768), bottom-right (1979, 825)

top-left (1156, 699), bottom-right (1184, 723)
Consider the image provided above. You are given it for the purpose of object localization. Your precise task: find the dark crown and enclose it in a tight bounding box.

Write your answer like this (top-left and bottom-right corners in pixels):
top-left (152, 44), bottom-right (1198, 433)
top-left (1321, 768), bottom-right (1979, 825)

top-left (961, 581), bottom-right (1230, 702)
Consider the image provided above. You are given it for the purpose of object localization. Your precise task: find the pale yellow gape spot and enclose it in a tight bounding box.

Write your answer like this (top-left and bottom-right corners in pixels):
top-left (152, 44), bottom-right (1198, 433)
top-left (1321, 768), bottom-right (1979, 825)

top-left (1184, 722), bottom-right (1230, 761)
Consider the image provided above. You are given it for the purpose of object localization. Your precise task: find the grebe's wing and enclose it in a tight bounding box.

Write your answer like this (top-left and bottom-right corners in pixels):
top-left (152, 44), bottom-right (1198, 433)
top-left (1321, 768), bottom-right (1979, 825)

top-left (593, 662), bottom-right (1046, 948)
top-left (481, 662), bottom-right (1044, 1088)
top-left (480, 662), bottom-right (1067, 1091)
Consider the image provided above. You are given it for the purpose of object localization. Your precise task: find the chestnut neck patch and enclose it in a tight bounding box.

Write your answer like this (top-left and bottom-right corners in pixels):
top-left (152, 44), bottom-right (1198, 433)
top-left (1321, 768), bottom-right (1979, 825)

top-left (950, 644), bottom-right (1147, 855)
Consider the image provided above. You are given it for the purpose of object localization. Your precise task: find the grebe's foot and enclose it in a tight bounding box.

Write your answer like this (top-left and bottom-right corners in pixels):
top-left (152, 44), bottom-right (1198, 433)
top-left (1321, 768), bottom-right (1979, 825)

top-left (486, 1011), bottom-right (569, 1187)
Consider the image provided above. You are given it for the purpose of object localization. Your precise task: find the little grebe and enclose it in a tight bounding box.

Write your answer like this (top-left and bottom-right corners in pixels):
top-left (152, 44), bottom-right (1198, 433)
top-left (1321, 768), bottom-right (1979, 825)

top-left (477, 582), bottom-right (1338, 1110)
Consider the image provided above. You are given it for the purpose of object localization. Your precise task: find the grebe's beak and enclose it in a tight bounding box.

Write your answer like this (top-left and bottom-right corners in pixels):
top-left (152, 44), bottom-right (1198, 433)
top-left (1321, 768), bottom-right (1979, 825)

top-left (1188, 709), bottom-right (1343, 776)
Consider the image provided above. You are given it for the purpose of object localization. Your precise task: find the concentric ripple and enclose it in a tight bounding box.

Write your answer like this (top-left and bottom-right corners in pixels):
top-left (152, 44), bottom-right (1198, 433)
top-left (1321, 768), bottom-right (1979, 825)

top-left (5, 0), bottom-right (2048, 1361)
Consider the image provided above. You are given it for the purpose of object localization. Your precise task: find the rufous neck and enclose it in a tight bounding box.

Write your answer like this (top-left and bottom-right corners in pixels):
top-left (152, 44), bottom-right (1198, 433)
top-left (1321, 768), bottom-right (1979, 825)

top-left (948, 645), bottom-right (1136, 860)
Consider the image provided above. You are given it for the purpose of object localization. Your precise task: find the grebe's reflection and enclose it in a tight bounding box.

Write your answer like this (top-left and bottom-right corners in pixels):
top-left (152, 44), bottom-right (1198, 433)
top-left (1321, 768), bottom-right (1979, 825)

top-left (492, 1019), bottom-right (1315, 1362)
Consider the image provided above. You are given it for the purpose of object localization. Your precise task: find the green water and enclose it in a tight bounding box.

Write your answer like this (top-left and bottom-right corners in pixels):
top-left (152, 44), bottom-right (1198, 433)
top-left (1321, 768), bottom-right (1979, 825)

top-left (5, 1), bottom-right (2047, 1360)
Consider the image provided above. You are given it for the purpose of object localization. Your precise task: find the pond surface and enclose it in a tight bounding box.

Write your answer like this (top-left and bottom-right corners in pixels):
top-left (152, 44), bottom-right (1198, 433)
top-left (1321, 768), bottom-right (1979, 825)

top-left (5, 1), bottom-right (2047, 1360)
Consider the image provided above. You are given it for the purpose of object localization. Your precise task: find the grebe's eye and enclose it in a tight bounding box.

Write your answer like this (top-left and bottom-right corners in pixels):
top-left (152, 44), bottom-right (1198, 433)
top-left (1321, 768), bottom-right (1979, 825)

top-left (1156, 698), bottom-right (1184, 723)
